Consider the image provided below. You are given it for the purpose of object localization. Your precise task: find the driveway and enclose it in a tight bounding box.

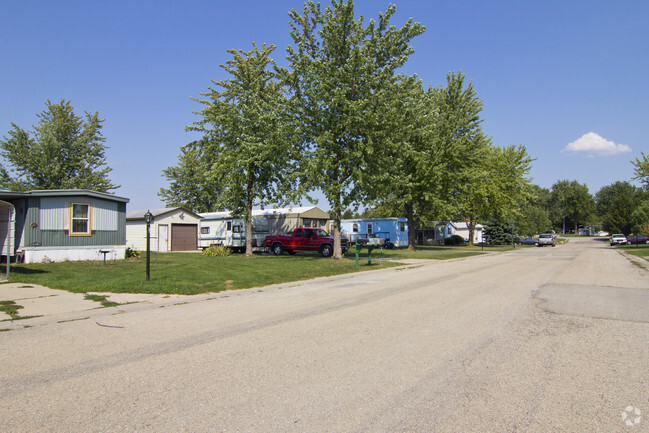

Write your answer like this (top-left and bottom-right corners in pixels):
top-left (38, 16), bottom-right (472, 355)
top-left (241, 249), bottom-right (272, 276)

top-left (1, 238), bottom-right (648, 432)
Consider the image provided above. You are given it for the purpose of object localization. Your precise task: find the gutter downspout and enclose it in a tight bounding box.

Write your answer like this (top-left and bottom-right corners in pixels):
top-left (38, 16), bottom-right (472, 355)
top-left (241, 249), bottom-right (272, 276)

top-left (0, 200), bottom-right (15, 279)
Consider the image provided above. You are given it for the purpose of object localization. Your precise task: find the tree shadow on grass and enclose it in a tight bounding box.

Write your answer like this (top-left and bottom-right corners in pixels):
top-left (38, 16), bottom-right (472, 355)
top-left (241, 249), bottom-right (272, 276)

top-left (8, 267), bottom-right (49, 275)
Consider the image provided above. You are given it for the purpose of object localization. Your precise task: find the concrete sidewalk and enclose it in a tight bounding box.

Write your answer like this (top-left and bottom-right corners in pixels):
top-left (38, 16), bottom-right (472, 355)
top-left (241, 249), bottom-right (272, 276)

top-left (0, 283), bottom-right (207, 331)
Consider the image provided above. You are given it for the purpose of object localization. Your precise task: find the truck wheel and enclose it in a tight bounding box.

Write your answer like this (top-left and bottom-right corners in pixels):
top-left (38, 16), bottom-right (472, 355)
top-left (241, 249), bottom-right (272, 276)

top-left (271, 243), bottom-right (284, 255)
top-left (320, 244), bottom-right (333, 257)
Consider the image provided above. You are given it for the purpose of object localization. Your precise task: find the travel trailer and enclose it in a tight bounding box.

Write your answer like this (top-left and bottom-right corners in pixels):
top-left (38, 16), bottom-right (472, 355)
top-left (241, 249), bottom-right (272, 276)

top-left (198, 212), bottom-right (269, 251)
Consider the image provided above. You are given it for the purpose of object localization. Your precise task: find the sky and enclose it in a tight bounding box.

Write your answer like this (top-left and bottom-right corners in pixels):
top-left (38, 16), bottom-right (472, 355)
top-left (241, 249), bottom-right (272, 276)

top-left (1, 0), bottom-right (647, 212)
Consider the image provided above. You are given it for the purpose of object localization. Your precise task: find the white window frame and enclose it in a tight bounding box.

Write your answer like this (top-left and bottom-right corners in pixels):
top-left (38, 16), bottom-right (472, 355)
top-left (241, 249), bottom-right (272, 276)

top-left (70, 202), bottom-right (91, 236)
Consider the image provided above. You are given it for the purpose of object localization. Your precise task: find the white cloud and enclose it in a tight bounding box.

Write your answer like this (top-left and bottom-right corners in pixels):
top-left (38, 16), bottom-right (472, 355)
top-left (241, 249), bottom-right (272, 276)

top-left (562, 132), bottom-right (632, 157)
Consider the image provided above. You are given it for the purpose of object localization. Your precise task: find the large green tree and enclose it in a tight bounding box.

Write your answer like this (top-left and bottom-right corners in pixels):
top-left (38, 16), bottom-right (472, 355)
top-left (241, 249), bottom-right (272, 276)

top-left (159, 141), bottom-right (221, 213)
top-left (363, 76), bottom-right (441, 250)
top-left (513, 184), bottom-right (552, 236)
top-left (549, 180), bottom-right (595, 234)
top-left (454, 144), bottom-right (534, 244)
top-left (595, 181), bottom-right (644, 234)
top-left (178, 43), bottom-right (296, 256)
top-left (282, 0), bottom-right (425, 257)
top-left (0, 99), bottom-right (117, 192)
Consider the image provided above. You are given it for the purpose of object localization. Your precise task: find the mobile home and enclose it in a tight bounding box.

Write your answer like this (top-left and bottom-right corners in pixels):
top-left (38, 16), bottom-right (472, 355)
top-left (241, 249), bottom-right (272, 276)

top-left (0, 189), bottom-right (129, 263)
top-left (340, 217), bottom-right (409, 247)
top-left (198, 212), bottom-right (269, 251)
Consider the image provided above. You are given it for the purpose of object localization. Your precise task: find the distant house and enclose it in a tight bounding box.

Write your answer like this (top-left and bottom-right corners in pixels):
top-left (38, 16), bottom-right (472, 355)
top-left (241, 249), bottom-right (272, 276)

top-left (340, 217), bottom-right (409, 247)
top-left (417, 221), bottom-right (484, 245)
top-left (255, 206), bottom-right (330, 235)
top-left (126, 207), bottom-right (202, 252)
top-left (0, 189), bottom-right (129, 263)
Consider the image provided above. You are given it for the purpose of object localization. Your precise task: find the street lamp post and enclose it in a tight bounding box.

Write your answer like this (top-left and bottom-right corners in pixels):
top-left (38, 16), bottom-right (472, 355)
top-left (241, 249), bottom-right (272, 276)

top-left (144, 210), bottom-right (154, 281)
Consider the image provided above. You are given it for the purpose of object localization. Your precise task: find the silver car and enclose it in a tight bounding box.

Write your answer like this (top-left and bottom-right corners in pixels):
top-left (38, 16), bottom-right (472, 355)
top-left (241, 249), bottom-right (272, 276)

top-left (610, 234), bottom-right (627, 246)
top-left (537, 233), bottom-right (555, 247)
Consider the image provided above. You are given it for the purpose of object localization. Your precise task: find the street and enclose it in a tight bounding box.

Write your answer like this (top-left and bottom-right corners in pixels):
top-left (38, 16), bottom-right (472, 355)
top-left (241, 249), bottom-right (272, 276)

top-left (1, 237), bottom-right (648, 432)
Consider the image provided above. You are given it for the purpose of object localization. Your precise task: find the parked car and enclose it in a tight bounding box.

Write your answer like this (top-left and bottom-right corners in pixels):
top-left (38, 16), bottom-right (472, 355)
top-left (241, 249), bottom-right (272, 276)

top-left (627, 235), bottom-right (649, 245)
top-left (265, 228), bottom-right (349, 257)
top-left (537, 233), bottom-right (555, 247)
top-left (517, 237), bottom-right (538, 246)
top-left (610, 234), bottom-right (627, 246)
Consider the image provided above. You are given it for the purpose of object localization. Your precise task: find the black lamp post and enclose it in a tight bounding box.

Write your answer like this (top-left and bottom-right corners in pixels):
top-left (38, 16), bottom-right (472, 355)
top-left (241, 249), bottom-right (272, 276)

top-left (144, 210), bottom-right (154, 281)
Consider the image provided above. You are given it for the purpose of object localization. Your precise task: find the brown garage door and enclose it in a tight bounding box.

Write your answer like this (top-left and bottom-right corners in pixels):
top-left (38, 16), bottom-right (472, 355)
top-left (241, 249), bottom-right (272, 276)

top-left (171, 224), bottom-right (197, 251)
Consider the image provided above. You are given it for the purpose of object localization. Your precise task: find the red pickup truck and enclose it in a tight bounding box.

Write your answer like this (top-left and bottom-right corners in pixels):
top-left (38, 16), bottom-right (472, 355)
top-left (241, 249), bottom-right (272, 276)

top-left (265, 228), bottom-right (348, 257)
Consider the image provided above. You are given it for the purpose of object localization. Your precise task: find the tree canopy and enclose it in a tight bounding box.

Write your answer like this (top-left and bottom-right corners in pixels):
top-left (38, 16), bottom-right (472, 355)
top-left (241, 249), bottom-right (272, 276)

top-left (282, 0), bottom-right (425, 257)
top-left (165, 43), bottom-right (296, 255)
top-left (632, 152), bottom-right (649, 190)
top-left (549, 180), bottom-right (595, 234)
top-left (0, 99), bottom-right (118, 192)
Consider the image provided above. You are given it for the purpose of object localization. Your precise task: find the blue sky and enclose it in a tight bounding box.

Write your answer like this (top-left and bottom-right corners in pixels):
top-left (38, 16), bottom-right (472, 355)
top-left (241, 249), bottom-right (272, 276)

top-left (1, 0), bottom-right (647, 211)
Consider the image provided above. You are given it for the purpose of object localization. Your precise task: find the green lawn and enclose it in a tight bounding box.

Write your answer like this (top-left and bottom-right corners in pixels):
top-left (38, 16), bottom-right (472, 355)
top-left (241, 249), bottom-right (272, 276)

top-left (5, 246), bottom-right (498, 295)
top-left (7, 252), bottom-right (401, 295)
top-left (618, 244), bottom-right (649, 262)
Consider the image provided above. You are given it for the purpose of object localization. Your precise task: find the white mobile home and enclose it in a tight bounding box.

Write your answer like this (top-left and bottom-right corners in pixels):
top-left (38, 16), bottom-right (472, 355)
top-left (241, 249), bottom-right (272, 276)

top-left (416, 221), bottom-right (483, 245)
top-left (340, 217), bottom-right (409, 247)
top-left (198, 212), bottom-right (269, 251)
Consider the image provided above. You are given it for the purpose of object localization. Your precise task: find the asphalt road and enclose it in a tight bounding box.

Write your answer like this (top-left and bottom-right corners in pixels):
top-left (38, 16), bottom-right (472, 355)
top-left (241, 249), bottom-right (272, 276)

top-left (1, 237), bottom-right (648, 432)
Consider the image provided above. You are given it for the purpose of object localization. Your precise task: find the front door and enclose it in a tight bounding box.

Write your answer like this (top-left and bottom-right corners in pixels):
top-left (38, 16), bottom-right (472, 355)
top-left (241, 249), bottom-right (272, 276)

top-left (158, 224), bottom-right (169, 252)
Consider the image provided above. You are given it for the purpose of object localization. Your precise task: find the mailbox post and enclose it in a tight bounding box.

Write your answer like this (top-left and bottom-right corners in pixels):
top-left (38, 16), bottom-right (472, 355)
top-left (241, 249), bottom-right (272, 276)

top-left (354, 237), bottom-right (384, 267)
top-left (144, 210), bottom-right (154, 281)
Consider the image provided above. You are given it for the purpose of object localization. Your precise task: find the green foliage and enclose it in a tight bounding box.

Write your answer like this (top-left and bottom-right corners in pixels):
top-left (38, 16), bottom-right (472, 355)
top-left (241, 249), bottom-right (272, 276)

top-left (514, 203), bottom-right (551, 237)
top-left (174, 43), bottom-right (297, 255)
top-left (0, 99), bottom-right (118, 192)
top-left (202, 244), bottom-right (232, 257)
top-left (282, 0), bottom-right (425, 257)
top-left (595, 181), bottom-right (644, 234)
top-left (159, 142), bottom-right (221, 213)
top-left (444, 235), bottom-right (465, 246)
top-left (629, 201), bottom-right (649, 234)
top-left (549, 180), bottom-right (595, 233)
top-left (484, 220), bottom-right (517, 245)
top-left (632, 152), bottom-right (649, 190)
top-left (125, 247), bottom-right (141, 259)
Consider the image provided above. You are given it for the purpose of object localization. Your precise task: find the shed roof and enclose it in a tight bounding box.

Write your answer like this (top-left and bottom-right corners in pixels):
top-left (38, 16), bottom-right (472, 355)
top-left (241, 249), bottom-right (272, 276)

top-left (126, 207), bottom-right (201, 221)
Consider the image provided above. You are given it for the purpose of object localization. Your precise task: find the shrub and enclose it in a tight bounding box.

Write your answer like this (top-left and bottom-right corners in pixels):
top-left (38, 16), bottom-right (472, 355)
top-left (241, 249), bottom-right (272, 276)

top-left (444, 235), bottom-right (465, 246)
top-left (202, 244), bottom-right (232, 257)
top-left (125, 247), bottom-right (141, 259)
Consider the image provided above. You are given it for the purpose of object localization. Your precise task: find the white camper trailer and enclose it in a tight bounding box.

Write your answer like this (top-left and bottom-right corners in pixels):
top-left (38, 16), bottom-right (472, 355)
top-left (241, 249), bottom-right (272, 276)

top-left (198, 212), bottom-right (269, 251)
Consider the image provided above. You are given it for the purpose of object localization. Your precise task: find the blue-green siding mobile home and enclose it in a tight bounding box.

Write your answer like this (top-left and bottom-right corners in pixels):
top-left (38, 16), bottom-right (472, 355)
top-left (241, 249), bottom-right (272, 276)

top-left (0, 190), bottom-right (129, 263)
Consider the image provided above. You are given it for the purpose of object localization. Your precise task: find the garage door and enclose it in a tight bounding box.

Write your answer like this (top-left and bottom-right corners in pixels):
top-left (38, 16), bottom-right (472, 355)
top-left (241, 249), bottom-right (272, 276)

top-left (171, 224), bottom-right (197, 251)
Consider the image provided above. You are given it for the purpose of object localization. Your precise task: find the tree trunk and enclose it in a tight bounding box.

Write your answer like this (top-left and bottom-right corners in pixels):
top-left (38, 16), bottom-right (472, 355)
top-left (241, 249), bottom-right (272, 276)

top-left (467, 218), bottom-right (476, 246)
top-left (245, 201), bottom-right (253, 257)
top-left (405, 202), bottom-right (417, 250)
top-left (333, 194), bottom-right (343, 259)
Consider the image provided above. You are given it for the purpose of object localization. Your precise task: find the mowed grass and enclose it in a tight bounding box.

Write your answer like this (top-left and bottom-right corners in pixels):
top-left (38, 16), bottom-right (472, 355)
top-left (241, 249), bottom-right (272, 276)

top-left (619, 244), bottom-right (649, 262)
top-left (6, 245), bottom-right (499, 295)
top-left (8, 252), bottom-right (402, 295)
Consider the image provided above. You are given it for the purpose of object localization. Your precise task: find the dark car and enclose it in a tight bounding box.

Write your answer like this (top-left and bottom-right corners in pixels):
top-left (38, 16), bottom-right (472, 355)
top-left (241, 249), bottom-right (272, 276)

top-left (627, 235), bottom-right (649, 245)
top-left (517, 237), bottom-right (538, 246)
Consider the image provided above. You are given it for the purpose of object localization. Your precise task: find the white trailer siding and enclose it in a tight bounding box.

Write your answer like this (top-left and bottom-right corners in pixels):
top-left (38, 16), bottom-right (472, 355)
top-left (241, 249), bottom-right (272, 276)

top-left (198, 213), bottom-right (268, 250)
